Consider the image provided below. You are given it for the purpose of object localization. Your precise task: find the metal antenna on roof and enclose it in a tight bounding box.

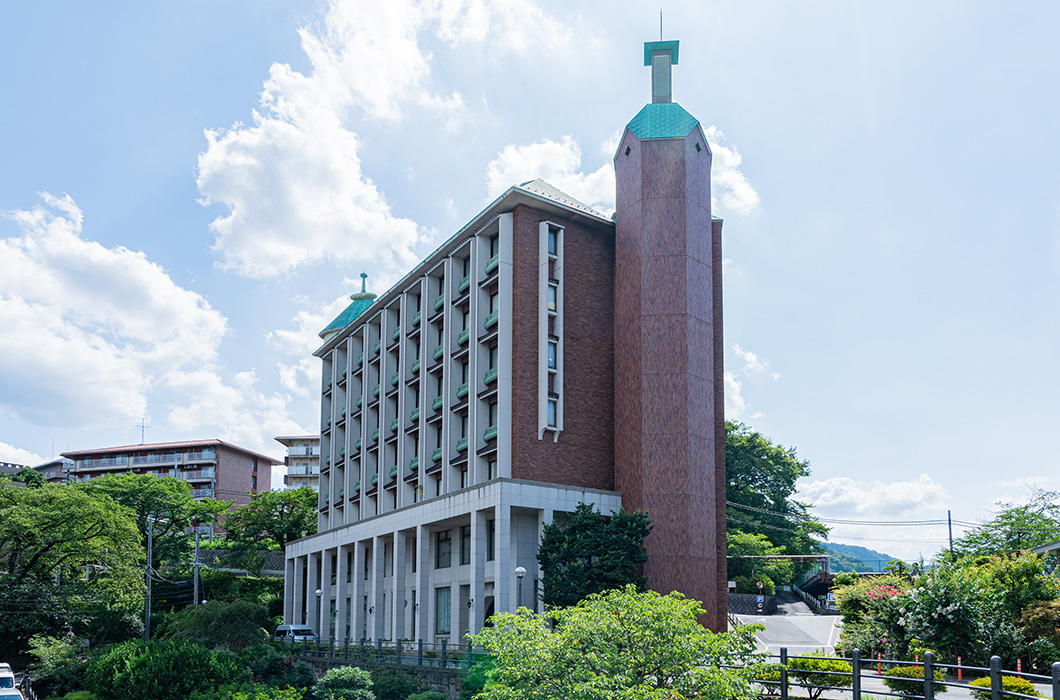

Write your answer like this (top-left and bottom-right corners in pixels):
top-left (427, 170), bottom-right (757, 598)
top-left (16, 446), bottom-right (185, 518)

top-left (360, 271), bottom-right (368, 293)
top-left (660, 9), bottom-right (663, 40)
top-left (132, 417), bottom-right (150, 445)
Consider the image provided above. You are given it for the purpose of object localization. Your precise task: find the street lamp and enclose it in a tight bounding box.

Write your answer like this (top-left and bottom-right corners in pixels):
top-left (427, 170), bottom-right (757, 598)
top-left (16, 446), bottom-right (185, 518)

top-left (515, 566), bottom-right (526, 609)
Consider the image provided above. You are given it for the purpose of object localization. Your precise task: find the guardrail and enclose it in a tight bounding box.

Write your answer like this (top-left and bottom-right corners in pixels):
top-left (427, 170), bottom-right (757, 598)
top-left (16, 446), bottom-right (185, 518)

top-left (753, 648), bottom-right (1060, 700)
top-left (279, 637), bottom-right (487, 671)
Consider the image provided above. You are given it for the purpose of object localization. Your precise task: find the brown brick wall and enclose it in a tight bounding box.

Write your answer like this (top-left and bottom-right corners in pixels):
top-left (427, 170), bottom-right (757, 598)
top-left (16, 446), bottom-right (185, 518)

top-left (508, 203), bottom-right (616, 491)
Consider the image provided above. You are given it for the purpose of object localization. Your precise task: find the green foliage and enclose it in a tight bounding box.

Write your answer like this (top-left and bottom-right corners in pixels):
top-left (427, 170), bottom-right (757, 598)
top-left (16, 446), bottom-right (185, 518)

top-left (238, 644), bottom-right (315, 688)
top-left (86, 640), bottom-right (248, 700)
top-left (881, 665), bottom-right (947, 696)
top-left (833, 575), bottom-right (907, 625)
top-left (26, 635), bottom-right (87, 698)
top-left (62, 692), bottom-right (100, 700)
top-left (733, 574), bottom-right (775, 595)
top-left (753, 664), bottom-right (783, 696)
top-left (313, 666), bottom-right (374, 700)
top-left (368, 669), bottom-right (422, 700)
top-left (13, 466), bottom-right (45, 487)
top-left (833, 572), bottom-right (858, 587)
top-left (1018, 599), bottom-right (1060, 646)
top-left (953, 489), bottom-right (1060, 559)
top-left (537, 503), bottom-right (652, 608)
top-left (168, 599), bottom-right (270, 651)
top-left (968, 675), bottom-right (1044, 700)
top-left (473, 584), bottom-right (762, 700)
top-left (459, 658), bottom-right (495, 700)
top-left (407, 693), bottom-right (445, 700)
top-left (787, 651), bottom-right (852, 700)
top-left (727, 531), bottom-right (792, 588)
top-left (225, 488), bottom-right (318, 551)
top-left (725, 421), bottom-right (828, 568)
top-left (223, 686), bottom-right (307, 700)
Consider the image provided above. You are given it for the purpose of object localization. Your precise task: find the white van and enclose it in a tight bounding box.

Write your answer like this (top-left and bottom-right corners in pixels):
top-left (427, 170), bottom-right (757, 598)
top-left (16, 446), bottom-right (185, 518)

top-left (0, 664), bottom-right (22, 700)
top-left (273, 624), bottom-right (319, 643)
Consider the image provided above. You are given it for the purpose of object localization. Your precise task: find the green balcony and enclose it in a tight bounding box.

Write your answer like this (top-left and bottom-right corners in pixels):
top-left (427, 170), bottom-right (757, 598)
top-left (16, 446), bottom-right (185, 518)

top-left (431, 447), bottom-right (443, 463)
top-left (457, 275), bottom-right (470, 295)
top-left (456, 382), bottom-right (469, 399)
top-left (354, 481), bottom-right (360, 493)
top-left (484, 254), bottom-right (499, 275)
top-left (483, 310), bottom-right (499, 331)
top-left (325, 456), bottom-right (331, 465)
top-left (356, 396), bottom-right (363, 408)
top-left (327, 378), bottom-right (333, 389)
top-left (392, 326), bottom-right (400, 342)
top-left (371, 473), bottom-right (378, 485)
top-left (326, 418), bottom-right (332, 427)
top-left (390, 372), bottom-right (400, 387)
top-left (341, 407), bottom-right (347, 417)
top-left (354, 438), bottom-right (362, 451)
top-left (433, 293), bottom-right (445, 312)
top-left (483, 425), bottom-right (498, 442)
top-left (432, 345), bottom-right (444, 361)
top-left (373, 340), bottom-right (381, 355)
top-left (389, 465), bottom-right (398, 479)
top-left (411, 359), bottom-right (420, 375)
top-left (338, 488), bottom-right (344, 499)
top-left (389, 419), bottom-right (399, 433)
top-left (457, 328), bottom-right (470, 346)
top-left (412, 311), bottom-right (421, 327)
top-left (324, 493), bottom-right (329, 504)
top-left (373, 385), bottom-right (381, 398)
top-left (484, 367), bottom-right (498, 385)
top-left (339, 447), bottom-right (345, 458)
top-left (431, 395), bottom-right (443, 412)
top-left (408, 456), bottom-right (419, 472)
top-left (410, 407), bottom-right (420, 423)
top-left (371, 428), bottom-right (379, 443)
top-left (342, 368), bottom-right (348, 378)
top-left (456, 437), bottom-right (468, 453)
top-left (357, 353), bottom-right (364, 367)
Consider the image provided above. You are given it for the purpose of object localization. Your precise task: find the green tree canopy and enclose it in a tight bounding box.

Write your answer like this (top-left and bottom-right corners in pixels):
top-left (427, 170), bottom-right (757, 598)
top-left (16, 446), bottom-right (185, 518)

top-left (473, 585), bottom-right (761, 700)
top-left (952, 489), bottom-right (1060, 559)
top-left (727, 530), bottom-right (793, 594)
top-left (537, 503), bottom-right (652, 608)
top-left (725, 421), bottom-right (828, 576)
top-left (224, 487), bottom-right (318, 551)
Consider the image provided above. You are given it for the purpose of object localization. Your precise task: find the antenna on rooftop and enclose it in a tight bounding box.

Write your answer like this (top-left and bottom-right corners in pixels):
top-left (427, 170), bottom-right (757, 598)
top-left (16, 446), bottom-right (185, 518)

top-left (132, 417), bottom-right (150, 445)
top-left (660, 9), bottom-right (663, 40)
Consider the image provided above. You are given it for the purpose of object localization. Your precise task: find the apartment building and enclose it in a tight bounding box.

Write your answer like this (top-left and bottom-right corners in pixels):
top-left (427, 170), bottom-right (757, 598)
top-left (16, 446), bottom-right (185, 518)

top-left (277, 435), bottom-right (322, 491)
top-left (284, 39), bottom-right (727, 642)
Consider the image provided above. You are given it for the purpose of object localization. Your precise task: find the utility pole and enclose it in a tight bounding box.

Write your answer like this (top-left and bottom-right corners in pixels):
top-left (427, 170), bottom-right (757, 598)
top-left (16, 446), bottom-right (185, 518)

top-left (145, 517), bottom-right (153, 641)
top-left (192, 529), bottom-right (201, 605)
top-left (948, 510), bottom-right (953, 556)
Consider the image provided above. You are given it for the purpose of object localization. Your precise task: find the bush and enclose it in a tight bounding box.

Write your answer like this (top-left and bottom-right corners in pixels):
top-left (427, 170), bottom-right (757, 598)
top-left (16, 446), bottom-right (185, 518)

top-left (787, 651), bottom-right (852, 700)
top-left (459, 658), bottom-right (495, 700)
top-left (26, 635), bottom-right (88, 698)
top-left (239, 644), bottom-right (314, 688)
top-left (969, 676), bottom-right (1044, 700)
top-left (753, 663), bottom-right (783, 696)
top-left (86, 640), bottom-right (249, 700)
top-left (313, 666), bottom-right (374, 700)
top-left (169, 600), bottom-right (270, 651)
top-left (63, 693), bottom-right (100, 700)
top-left (407, 694), bottom-right (445, 700)
top-left (881, 665), bottom-right (948, 696)
top-left (369, 669), bottom-right (422, 700)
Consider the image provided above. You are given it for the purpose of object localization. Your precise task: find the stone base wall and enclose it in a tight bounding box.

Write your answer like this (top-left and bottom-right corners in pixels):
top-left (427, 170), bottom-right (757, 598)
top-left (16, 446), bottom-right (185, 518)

top-left (727, 592), bottom-right (778, 615)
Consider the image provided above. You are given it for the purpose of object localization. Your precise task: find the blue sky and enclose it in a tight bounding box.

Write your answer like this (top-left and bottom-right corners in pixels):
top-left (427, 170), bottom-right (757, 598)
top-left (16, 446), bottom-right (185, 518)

top-left (2, 1), bottom-right (1058, 560)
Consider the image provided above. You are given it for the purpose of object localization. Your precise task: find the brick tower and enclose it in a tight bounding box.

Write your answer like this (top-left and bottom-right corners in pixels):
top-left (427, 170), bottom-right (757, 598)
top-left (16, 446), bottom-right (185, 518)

top-left (613, 39), bottom-right (727, 630)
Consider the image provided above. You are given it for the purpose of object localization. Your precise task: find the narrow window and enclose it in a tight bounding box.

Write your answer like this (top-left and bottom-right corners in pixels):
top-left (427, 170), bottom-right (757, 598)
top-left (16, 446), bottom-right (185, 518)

top-left (486, 520), bottom-right (495, 561)
top-left (489, 234), bottom-right (499, 257)
top-left (489, 292), bottom-right (498, 314)
top-left (488, 402), bottom-right (498, 426)
top-left (547, 284), bottom-right (558, 312)
top-left (547, 399), bottom-right (557, 428)
top-left (547, 229), bottom-right (557, 256)
top-left (460, 525), bottom-right (471, 566)
top-left (436, 530), bottom-right (452, 568)
top-left (547, 341), bottom-right (557, 369)
top-left (488, 346), bottom-right (498, 370)
top-left (488, 460), bottom-right (497, 480)
top-left (436, 587), bottom-right (451, 634)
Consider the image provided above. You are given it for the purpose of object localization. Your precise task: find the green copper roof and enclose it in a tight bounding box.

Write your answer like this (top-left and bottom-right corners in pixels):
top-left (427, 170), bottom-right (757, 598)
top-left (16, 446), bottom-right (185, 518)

top-left (643, 40), bottom-right (679, 66)
top-left (625, 102), bottom-right (700, 140)
top-left (319, 273), bottom-right (377, 338)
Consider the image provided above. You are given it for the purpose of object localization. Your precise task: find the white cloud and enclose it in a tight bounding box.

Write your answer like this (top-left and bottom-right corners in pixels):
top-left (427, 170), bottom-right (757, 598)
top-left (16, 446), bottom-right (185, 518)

top-left (267, 294), bottom-right (351, 399)
top-left (0, 442), bottom-right (43, 466)
top-left (799, 473), bottom-right (948, 518)
top-left (733, 344), bottom-right (780, 380)
top-left (724, 370), bottom-right (746, 419)
top-left (0, 194), bottom-right (227, 427)
top-left (704, 126), bottom-right (760, 215)
top-left (486, 135), bottom-right (616, 214)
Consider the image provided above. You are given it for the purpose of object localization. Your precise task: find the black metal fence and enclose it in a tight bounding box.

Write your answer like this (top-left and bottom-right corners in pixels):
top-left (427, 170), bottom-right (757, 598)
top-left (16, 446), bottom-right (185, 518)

top-left (756, 648), bottom-right (1060, 700)
top-left (279, 637), bottom-right (487, 671)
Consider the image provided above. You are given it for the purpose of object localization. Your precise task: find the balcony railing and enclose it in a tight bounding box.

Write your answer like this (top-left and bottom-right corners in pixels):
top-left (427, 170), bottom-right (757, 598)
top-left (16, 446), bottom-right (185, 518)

top-left (132, 452), bottom-right (181, 465)
top-left (483, 310), bottom-right (498, 331)
top-left (483, 368), bottom-right (498, 385)
top-left (79, 456), bottom-right (127, 469)
top-left (457, 328), bottom-right (470, 346)
top-left (482, 425), bottom-right (498, 442)
top-left (455, 437), bottom-right (468, 453)
top-left (433, 293), bottom-right (445, 312)
top-left (287, 466), bottom-right (320, 477)
top-left (190, 487), bottom-right (215, 499)
top-left (483, 254), bottom-right (499, 275)
top-left (180, 468), bottom-right (216, 480)
top-left (457, 275), bottom-right (470, 295)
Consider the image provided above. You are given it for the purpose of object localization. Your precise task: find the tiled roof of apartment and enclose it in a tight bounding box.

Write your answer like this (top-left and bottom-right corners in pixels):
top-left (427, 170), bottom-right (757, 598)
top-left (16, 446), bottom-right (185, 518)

top-left (62, 439), bottom-right (281, 464)
top-left (626, 102), bottom-right (701, 140)
top-left (515, 179), bottom-right (606, 219)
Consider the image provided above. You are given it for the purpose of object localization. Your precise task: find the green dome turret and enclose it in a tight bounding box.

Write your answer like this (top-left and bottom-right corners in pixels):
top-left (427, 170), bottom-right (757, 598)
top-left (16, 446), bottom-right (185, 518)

top-left (320, 272), bottom-right (377, 339)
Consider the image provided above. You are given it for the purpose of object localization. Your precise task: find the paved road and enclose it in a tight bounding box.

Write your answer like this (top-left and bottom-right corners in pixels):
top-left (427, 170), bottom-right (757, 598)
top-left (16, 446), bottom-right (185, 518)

top-left (734, 593), bottom-right (842, 655)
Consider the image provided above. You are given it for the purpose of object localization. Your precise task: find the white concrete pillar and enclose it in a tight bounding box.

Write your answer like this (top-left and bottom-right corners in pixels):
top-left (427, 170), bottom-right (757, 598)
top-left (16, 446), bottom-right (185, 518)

top-left (284, 557), bottom-right (296, 623)
top-left (495, 502), bottom-right (511, 613)
top-left (320, 549), bottom-right (333, 641)
top-left (352, 540), bottom-right (367, 641)
top-left (371, 535), bottom-right (386, 639)
top-left (470, 509), bottom-right (487, 634)
top-left (293, 556), bottom-right (306, 624)
top-left (336, 545), bottom-right (349, 642)
top-left (417, 523), bottom-right (432, 640)
top-left (391, 530), bottom-right (407, 641)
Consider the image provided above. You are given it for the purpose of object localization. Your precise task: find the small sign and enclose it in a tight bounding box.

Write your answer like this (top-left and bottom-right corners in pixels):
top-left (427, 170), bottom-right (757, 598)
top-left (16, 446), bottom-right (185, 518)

top-left (756, 595), bottom-right (764, 603)
top-left (756, 580), bottom-right (764, 589)
top-left (727, 580), bottom-right (737, 591)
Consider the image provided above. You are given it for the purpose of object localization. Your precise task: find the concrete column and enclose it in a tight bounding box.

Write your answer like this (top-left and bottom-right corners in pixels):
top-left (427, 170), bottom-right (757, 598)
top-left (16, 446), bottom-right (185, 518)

top-left (494, 502), bottom-right (511, 613)
top-left (284, 557), bottom-right (296, 623)
top-left (371, 535), bottom-right (386, 639)
top-left (470, 509), bottom-right (486, 634)
top-left (352, 540), bottom-right (366, 641)
top-left (320, 549), bottom-right (333, 641)
top-left (293, 556), bottom-right (305, 624)
top-left (336, 546), bottom-right (349, 642)
top-left (417, 524), bottom-right (432, 640)
top-left (449, 579), bottom-right (460, 642)
top-left (307, 553), bottom-right (322, 633)
top-left (391, 530), bottom-right (407, 640)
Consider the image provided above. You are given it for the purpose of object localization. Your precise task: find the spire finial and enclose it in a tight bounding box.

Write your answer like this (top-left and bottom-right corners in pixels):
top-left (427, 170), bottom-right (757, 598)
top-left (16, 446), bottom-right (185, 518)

top-left (644, 39), bottom-right (679, 104)
top-left (360, 272), bottom-right (368, 293)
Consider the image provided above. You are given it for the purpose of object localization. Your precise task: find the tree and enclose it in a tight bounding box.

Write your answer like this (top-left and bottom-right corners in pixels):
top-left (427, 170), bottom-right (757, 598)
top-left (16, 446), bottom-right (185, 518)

top-left (312, 666), bottom-right (374, 700)
top-left (168, 599), bottom-right (270, 651)
top-left (725, 421), bottom-right (828, 560)
top-left (473, 585), bottom-right (761, 700)
top-left (952, 489), bottom-right (1060, 559)
top-left (224, 488), bottom-right (318, 551)
top-left (727, 530), bottom-right (793, 594)
top-left (85, 473), bottom-right (231, 564)
top-left (536, 502), bottom-right (652, 608)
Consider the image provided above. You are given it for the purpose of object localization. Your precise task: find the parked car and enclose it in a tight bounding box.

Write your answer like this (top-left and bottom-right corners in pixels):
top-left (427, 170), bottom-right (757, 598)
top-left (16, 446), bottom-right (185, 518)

top-left (0, 664), bottom-right (22, 699)
top-left (273, 624), bottom-right (319, 643)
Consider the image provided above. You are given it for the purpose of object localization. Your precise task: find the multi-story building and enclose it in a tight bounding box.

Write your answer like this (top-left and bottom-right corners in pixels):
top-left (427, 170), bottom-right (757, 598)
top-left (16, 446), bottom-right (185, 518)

top-left (33, 457), bottom-right (73, 483)
top-left (277, 435), bottom-right (322, 491)
top-left (284, 39), bottom-right (726, 642)
top-left (63, 440), bottom-right (278, 529)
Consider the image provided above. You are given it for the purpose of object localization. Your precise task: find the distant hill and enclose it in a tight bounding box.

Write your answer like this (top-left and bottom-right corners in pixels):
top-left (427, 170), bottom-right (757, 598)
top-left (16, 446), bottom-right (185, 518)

top-left (821, 541), bottom-right (901, 572)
